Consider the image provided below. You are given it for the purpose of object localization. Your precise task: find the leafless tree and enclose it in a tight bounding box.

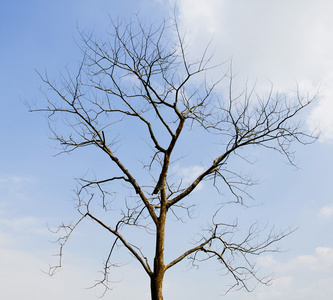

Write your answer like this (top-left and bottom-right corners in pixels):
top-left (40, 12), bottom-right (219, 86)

top-left (32, 17), bottom-right (317, 300)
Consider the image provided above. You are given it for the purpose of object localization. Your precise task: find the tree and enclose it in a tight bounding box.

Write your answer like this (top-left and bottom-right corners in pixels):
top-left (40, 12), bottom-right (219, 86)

top-left (33, 17), bottom-right (317, 300)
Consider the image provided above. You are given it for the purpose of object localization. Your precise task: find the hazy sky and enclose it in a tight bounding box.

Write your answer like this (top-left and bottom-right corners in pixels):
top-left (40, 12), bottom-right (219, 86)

top-left (1, 1), bottom-right (333, 299)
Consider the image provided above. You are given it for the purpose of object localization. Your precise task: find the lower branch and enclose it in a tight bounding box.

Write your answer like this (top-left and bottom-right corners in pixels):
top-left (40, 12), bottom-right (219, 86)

top-left (165, 221), bottom-right (293, 293)
top-left (87, 212), bottom-right (153, 276)
top-left (47, 213), bottom-right (87, 276)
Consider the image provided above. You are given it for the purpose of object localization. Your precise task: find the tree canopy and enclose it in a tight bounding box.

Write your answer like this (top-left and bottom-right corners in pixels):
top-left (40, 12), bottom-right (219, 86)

top-left (32, 17), bottom-right (317, 300)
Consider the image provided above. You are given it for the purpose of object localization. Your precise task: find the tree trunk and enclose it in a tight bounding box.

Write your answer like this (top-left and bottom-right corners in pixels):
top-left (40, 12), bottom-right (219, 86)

top-left (150, 266), bottom-right (164, 300)
top-left (151, 188), bottom-right (167, 300)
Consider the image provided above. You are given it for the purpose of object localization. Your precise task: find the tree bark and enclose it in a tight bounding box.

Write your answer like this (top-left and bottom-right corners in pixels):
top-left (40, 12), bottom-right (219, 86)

top-left (150, 266), bottom-right (165, 300)
top-left (150, 188), bottom-right (167, 300)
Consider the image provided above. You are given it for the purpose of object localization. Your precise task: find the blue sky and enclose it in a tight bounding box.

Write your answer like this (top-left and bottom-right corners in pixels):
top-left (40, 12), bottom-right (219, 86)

top-left (1, 1), bottom-right (333, 299)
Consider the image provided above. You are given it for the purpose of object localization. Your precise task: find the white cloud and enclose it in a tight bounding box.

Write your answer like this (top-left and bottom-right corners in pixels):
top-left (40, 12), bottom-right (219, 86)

top-left (0, 244), bottom-right (150, 300)
top-left (211, 247), bottom-right (333, 300)
top-left (295, 277), bottom-right (333, 300)
top-left (0, 175), bottom-right (37, 190)
top-left (293, 247), bottom-right (333, 273)
top-left (172, 164), bottom-right (205, 191)
top-left (308, 76), bottom-right (333, 142)
top-left (0, 215), bottom-right (52, 254)
top-left (318, 204), bottom-right (333, 219)
top-left (0, 247), bottom-right (96, 300)
top-left (173, 0), bottom-right (333, 143)
top-left (247, 247), bottom-right (333, 300)
top-left (0, 174), bottom-right (38, 205)
top-left (249, 277), bottom-right (333, 300)
top-left (0, 216), bottom-right (43, 232)
top-left (258, 247), bottom-right (333, 273)
top-left (0, 215), bottom-right (49, 246)
top-left (173, 164), bottom-right (205, 182)
top-left (256, 276), bottom-right (294, 300)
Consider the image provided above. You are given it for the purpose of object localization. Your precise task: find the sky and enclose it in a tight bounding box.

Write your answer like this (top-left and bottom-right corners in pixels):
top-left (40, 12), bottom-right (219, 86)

top-left (1, 0), bottom-right (333, 299)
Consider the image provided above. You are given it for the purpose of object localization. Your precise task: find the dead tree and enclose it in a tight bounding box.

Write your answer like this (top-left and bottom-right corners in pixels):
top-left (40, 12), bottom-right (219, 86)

top-left (32, 17), bottom-right (317, 300)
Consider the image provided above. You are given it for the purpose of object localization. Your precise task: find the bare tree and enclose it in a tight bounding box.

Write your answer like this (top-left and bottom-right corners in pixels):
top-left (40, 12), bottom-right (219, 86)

top-left (32, 17), bottom-right (317, 300)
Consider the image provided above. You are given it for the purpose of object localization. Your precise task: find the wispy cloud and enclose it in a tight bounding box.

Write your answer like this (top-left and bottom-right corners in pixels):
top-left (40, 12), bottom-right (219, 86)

top-left (0, 244), bottom-right (150, 300)
top-left (246, 247), bottom-right (333, 300)
top-left (0, 175), bottom-right (35, 184)
top-left (318, 204), bottom-right (333, 219)
top-left (172, 164), bottom-right (205, 191)
top-left (0, 215), bottom-right (50, 250)
top-left (0, 215), bottom-right (46, 234)
top-left (174, 0), bottom-right (333, 143)
top-left (0, 174), bottom-right (38, 203)
top-left (258, 247), bottom-right (333, 273)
